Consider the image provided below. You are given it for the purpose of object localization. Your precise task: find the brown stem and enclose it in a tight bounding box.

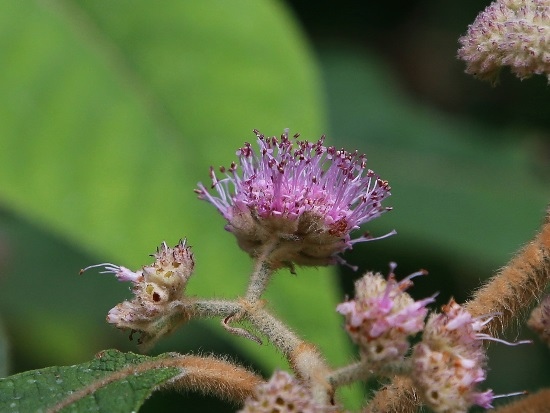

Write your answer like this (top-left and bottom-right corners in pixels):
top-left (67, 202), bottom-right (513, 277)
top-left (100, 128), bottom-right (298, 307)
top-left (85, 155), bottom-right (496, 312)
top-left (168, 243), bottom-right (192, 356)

top-left (246, 304), bottom-right (333, 405)
top-left (362, 376), bottom-right (419, 413)
top-left (47, 354), bottom-right (263, 412)
top-left (183, 298), bottom-right (334, 406)
top-left (166, 355), bottom-right (265, 403)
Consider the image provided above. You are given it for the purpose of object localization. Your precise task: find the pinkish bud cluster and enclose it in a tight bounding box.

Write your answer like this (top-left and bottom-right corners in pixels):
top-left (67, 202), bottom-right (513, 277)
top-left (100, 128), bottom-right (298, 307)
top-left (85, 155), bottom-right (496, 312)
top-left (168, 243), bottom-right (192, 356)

top-left (81, 239), bottom-right (194, 349)
top-left (458, 0), bottom-right (550, 82)
top-left (336, 267), bottom-right (434, 366)
top-left (239, 370), bottom-right (336, 413)
top-left (196, 130), bottom-right (392, 268)
top-left (412, 299), bottom-right (495, 413)
top-left (528, 294), bottom-right (550, 346)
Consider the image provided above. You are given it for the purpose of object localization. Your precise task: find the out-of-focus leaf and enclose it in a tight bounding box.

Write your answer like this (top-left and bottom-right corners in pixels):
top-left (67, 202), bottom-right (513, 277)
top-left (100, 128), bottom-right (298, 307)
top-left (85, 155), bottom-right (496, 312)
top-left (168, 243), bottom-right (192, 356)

top-left (0, 319), bottom-right (8, 378)
top-left (0, 349), bottom-right (180, 413)
top-left (0, 0), bottom-right (362, 407)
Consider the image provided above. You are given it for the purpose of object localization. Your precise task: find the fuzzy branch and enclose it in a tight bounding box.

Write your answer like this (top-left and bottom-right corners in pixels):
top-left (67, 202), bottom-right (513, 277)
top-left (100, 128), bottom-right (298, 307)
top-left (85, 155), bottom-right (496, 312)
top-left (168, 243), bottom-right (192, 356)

top-left (362, 376), bottom-right (419, 413)
top-left (238, 303), bottom-right (332, 404)
top-left (184, 298), bottom-right (333, 404)
top-left (165, 355), bottom-right (264, 403)
top-left (47, 354), bottom-right (262, 412)
top-left (465, 211), bottom-right (550, 334)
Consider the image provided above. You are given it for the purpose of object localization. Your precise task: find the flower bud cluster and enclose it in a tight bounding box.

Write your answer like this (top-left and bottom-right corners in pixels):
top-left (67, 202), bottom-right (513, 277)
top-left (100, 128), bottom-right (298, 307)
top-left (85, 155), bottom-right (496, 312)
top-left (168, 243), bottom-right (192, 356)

top-left (412, 299), bottom-right (494, 413)
top-left (239, 370), bottom-right (336, 413)
top-left (336, 268), bottom-right (434, 367)
top-left (458, 0), bottom-right (550, 82)
top-left (82, 239), bottom-right (194, 349)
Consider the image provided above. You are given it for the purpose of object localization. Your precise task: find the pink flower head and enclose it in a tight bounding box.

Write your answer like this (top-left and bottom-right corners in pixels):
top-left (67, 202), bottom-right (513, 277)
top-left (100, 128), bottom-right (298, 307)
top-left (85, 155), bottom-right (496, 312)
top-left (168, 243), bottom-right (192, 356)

top-left (336, 265), bottom-right (435, 365)
top-left (413, 299), bottom-right (530, 413)
top-left (412, 300), bottom-right (489, 412)
top-left (196, 130), bottom-right (393, 267)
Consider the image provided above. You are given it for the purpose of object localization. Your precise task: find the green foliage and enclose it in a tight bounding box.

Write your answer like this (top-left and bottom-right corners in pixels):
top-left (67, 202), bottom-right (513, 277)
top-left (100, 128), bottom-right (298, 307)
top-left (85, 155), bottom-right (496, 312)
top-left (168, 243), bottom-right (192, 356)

top-left (0, 0), bottom-right (364, 408)
top-left (0, 349), bottom-right (180, 413)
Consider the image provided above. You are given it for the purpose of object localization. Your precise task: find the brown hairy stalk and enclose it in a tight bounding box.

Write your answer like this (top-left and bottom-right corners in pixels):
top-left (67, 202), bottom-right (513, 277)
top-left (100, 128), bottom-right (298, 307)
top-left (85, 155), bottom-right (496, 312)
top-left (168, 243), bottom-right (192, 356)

top-left (166, 355), bottom-right (264, 403)
top-left (492, 389), bottom-right (550, 413)
top-left (365, 211), bottom-right (550, 412)
top-left (362, 376), bottom-right (418, 413)
top-left (465, 212), bottom-right (550, 334)
top-left (47, 354), bottom-right (263, 412)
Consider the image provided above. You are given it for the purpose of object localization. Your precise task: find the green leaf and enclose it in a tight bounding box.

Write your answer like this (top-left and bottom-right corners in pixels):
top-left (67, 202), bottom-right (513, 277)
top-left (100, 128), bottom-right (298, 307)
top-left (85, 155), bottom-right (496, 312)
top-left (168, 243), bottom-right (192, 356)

top-left (0, 349), bottom-right (180, 413)
top-left (0, 0), bottom-right (361, 407)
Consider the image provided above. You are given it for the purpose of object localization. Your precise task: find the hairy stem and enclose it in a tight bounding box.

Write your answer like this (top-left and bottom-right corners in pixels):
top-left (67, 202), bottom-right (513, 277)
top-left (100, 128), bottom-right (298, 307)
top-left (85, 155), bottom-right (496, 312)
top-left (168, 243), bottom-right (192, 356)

top-left (165, 355), bottom-right (265, 403)
top-left (328, 359), bottom-right (412, 388)
top-left (47, 353), bottom-right (263, 412)
top-left (245, 238), bottom-right (279, 303)
top-left (237, 302), bottom-right (333, 405)
top-left (328, 361), bottom-right (371, 387)
top-left (465, 211), bottom-right (550, 335)
top-left (362, 376), bottom-right (419, 413)
top-left (182, 298), bottom-right (333, 405)
top-left (188, 298), bottom-right (241, 318)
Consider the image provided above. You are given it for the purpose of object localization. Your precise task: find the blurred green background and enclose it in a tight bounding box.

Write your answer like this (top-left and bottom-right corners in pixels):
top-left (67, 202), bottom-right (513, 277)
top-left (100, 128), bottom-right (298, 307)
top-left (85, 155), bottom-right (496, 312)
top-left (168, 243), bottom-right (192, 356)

top-left (0, 1), bottom-right (549, 411)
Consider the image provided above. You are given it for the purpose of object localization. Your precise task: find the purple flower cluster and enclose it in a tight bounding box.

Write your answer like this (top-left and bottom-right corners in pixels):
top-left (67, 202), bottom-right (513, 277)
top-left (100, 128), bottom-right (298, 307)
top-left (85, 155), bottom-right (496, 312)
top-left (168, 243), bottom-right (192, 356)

top-left (196, 130), bottom-right (392, 266)
top-left (337, 266), bottom-right (434, 365)
top-left (412, 299), bottom-right (496, 412)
